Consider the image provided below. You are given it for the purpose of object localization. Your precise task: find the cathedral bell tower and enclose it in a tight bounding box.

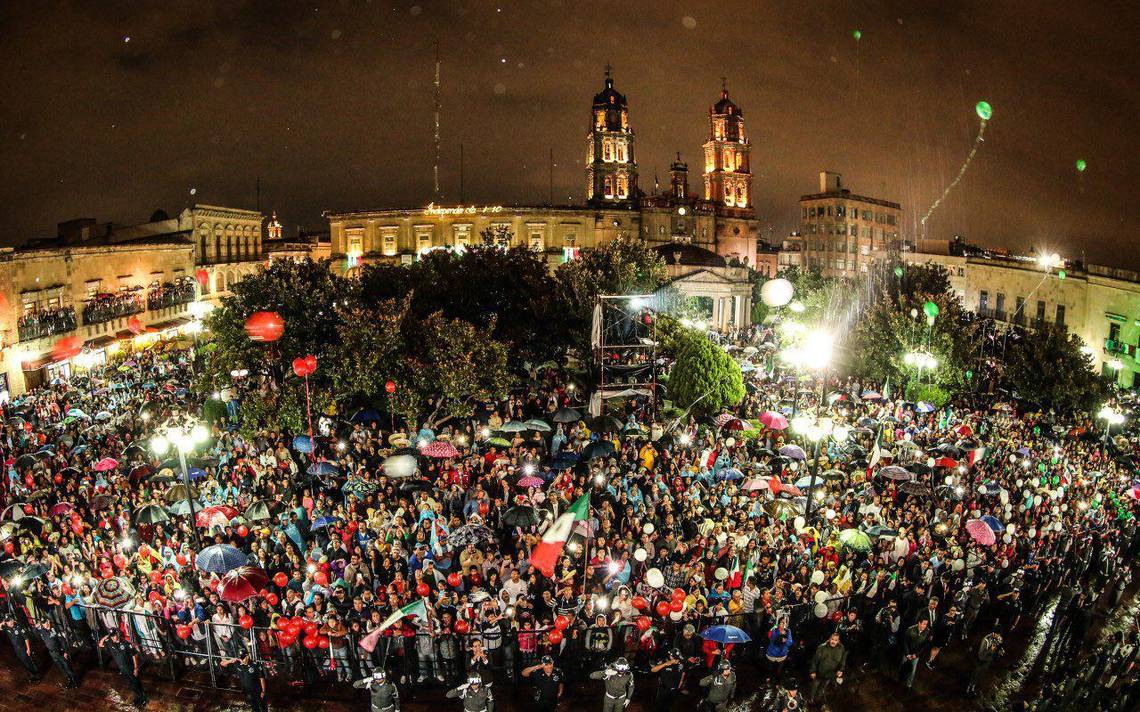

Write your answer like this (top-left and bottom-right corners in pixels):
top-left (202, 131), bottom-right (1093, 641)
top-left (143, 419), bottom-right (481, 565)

top-left (703, 81), bottom-right (752, 210)
top-left (669, 152), bottom-right (689, 200)
top-left (586, 67), bottom-right (638, 208)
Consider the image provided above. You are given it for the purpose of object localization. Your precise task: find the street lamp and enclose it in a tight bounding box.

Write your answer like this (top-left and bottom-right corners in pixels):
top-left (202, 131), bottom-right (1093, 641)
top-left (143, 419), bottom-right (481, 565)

top-left (152, 418), bottom-right (210, 549)
top-left (795, 415), bottom-right (849, 520)
top-left (1097, 405), bottom-right (1125, 443)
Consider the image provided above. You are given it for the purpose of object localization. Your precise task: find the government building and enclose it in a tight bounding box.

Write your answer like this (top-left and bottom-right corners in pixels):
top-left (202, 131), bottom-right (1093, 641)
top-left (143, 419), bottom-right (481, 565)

top-left (326, 72), bottom-right (759, 331)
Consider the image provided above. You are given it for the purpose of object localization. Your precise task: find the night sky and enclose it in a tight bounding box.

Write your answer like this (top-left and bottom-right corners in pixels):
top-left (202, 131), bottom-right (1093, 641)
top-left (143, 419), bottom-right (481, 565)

top-left (1, 2), bottom-right (1138, 267)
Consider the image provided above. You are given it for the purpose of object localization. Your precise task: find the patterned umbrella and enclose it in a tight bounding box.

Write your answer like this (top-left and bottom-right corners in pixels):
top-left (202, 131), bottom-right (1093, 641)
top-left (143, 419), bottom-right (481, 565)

top-left (94, 577), bottom-right (135, 608)
top-left (134, 504), bottom-right (170, 525)
top-left (759, 411), bottom-right (789, 431)
top-left (764, 499), bottom-right (802, 520)
top-left (341, 479), bottom-right (378, 498)
top-left (713, 413), bottom-right (735, 428)
top-left (218, 566), bottom-right (269, 602)
top-left (551, 407), bottom-right (581, 424)
top-left (838, 528), bottom-right (873, 552)
top-left (878, 465), bottom-right (914, 481)
top-left (524, 419), bottom-right (551, 432)
top-left (421, 441), bottom-right (460, 459)
top-left (515, 475), bottom-right (544, 488)
top-left (965, 519), bottom-right (997, 546)
top-left (196, 505), bottom-right (238, 528)
top-left (501, 506), bottom-right (541, 528)
top-left (450, 524), bottom-right (494, 546)
top-left (195, 544), bottom-right (249, 574)
top-left (244, 499), bottom-right (274, 521)
top-left (898, 480), bottom-right (932, 497)
top-left (497, 421), bottom-right (528, 433)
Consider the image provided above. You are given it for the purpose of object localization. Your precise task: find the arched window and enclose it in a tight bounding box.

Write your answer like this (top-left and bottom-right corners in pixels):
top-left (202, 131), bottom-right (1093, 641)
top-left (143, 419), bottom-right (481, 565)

top-left (217, 272), bottom-right (227, 292)
top-left (603, 176), bottom-right (614, 197)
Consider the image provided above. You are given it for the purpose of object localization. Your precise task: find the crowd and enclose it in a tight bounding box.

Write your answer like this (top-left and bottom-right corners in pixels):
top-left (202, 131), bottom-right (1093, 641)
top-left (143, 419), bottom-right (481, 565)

top-left (0, 325), bottom-right (1138, 712)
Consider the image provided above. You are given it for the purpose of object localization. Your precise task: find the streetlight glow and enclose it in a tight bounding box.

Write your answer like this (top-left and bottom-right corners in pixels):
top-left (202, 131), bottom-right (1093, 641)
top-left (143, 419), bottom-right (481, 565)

top-left (801, 330), bottom-right (834, 370)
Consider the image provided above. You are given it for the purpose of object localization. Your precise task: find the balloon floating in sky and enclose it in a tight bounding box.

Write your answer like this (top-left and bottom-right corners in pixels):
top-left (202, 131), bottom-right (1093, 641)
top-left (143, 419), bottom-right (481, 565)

top-left (244, 311), bottom-right (285, 342)
top-left (1075, 159), bottom-right (1088, 172)
top-left (923, 301), bottom-right (940, 319)
top-left (921, 100), bottom-right (994, 230)
top-left (975, 100), bottom-right (993, 121)
top-left (853, 29), bottom-right (862, 40)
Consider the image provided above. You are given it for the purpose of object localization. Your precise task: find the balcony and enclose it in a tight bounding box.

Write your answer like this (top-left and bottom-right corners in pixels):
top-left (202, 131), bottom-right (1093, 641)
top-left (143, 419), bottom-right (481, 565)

top-left (147, 278), bottom-right (196, 311)
top-left (1104, 339), bottom-right (1135, 358)
top-left (83, 291), bottom-right (144, 326)
top-left (17, 307), bottom-right (77, 342)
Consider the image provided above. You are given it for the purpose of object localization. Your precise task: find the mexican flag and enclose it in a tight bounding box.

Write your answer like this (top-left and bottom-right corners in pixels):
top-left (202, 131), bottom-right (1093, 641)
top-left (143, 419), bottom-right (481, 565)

top-left (967, 446), bottom-right (987, 468)
top-left (868, 430), bottom-right (883, 470)
top-left (375, 598), bottom-right (428, 635)
top-left (530, 493), bottom-right (590, 575)
top-left (727, 554), bottom-right (754, 589)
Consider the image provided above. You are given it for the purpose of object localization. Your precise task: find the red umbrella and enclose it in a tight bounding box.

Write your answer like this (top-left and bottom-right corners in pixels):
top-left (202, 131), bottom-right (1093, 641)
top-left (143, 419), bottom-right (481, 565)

top-left (956, 425), bottom-right (974, 437)
top-left (934, 456), bottom-right (959, 469)
top-left (421, 441), bottom-right (459, 459)
top-left (759, 411), bottom-right (789, 431)
top-left (49, 502), bottom-right (74, 516)
top-left (196, 505), bottom-right (239, 528)
top-left (128, 465), bottom-right (153, 482)
top-left (93, 458), bottom-right (119, 472)
top-left (965, 519), bottom-right (996, 546)
top-left (218, 566), bottom-right (270, 602)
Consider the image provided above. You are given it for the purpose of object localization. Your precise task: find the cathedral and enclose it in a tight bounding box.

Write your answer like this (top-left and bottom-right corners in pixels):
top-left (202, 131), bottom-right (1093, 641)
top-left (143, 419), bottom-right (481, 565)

top-left (327, 70), bottom-right (757, 328)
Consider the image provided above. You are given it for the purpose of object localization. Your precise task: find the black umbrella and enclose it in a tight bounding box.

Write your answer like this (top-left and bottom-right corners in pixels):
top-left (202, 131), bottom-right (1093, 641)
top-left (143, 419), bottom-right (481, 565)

top-left (587, 415), bottom-right (623, 433)
top-left (898, 480), bottom-right (932, 497)
top-left (244, 499), bottom-right (274, 521)
top-left (0, 559), bottom-right (25, 580)
top-left (501, 506), bottom-right (540, 528)
top-left (397, 479), bottom-right (432, 493)
top-left (581, 440), bottom-right (616, 460)
top-left (134, 504), bottom-right (170, 525)
top-left (552, 407), bottom-right (581, 424)
top-left (16, 517), bottom-right (44, 535)
top-left (14, 454), bottom-right (36, 468)
top-left (19, 562), bottom-right (49, 581)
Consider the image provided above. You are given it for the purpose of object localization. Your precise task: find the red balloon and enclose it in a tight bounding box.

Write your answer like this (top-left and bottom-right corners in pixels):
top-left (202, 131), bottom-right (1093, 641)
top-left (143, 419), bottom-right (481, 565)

top-left (454, 619), bottom-right (470, 635)
top-left (447, 573), bottom-right (462, 587)
top-left (150, 570), bottom-right (164, 585)
top-left (313, 571), bottom-right (328, 586)
top-left (175, 624), bottom-right (192, 640)
top-left (670, 600), bottom-right (684, 613)
top-left (554, 615), bottom-right (570, 631)
top-left (631, 596), bottom-right (648, 611)
top-left (176, 554), bottom-right (188, 566)
top-left (273, 572), bottom-right (288, 587)
top-left (276, 631), bottom-right (295, 647)
top-left (237, 525), bottom-right (249, 538)
top-left (195, 268), bottom-right (209, 287)
top-left (636, 616), bottom-right (651, 632)
top-left (265, 592), bottom-right (279, 606)
top-left (23, 475), bottom-right (35, 489)
top-left (3, 541), bottom-right (14, 555)
top-left (672, 588), bottom-right (686, 602)
top-left (415, 582), bottom-right (431, 597)
top-left (288, 620), bottom-right (304, 636)
top-left (317, 636), bottom-right (330, 650)
top-left (303, 621), bottom-right (318, 637)
top-left (303, 354), bottom-right (317, 373)
top-left (302, 635), bottom-right (319, 649)
top-left (292, 357), bottom-right (310, 378)
top-left (244, 311), bottom-right (285, 342)
top-left (53, 473), bottom-right (63, 485)
top-left (656, 601), bottom-right (672, 617)
top-left (113, 553), bottom-right (127, 569)
top-left (239, 615), bottom-right (254, 630)
top-left (52, 336), bottom-right (83, 362)
top-left (548, 629), bottom-right (564, 645)
top-left (138, 544), bottom-right (149, 557)
top-left (384, 380), bottom-right (396, 394)
top-left (127, 315), bottom-right (143, 335)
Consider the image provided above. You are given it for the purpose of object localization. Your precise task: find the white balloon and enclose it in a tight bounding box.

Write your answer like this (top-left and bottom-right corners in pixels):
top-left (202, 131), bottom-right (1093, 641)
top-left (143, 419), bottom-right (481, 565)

top-left (944, 475), bottom-right (954, 486)
top-left (810, 570), bottom-right (825, 585)
top-left (1015, 478), bottom-right (1024, 488)
top-left (1002, 533), bottom-right (1012, 544)
top-left (669, 610), bottom-right (683, 621)
top-left (1033, 495), bottom-right (1043, 507)
top-left (643, 523), bottom-right (655, 535)
top-left (646, 568), bottom-right (664, 588)
top-left (725, 437), bottom-right (736, 448)
top-left (825, 509), bottom-right (836, 520)
top-left (1028, 528), bottom-right (1037, 538)
top-left (760, 278), bottom-right (794, 307)
top-left (1001, 559), bottom-right (1009, 568)
top-left (813, 602), bottom-right (829, 618)
top-left (714, 567), bottom-right (729, 581)
top-left (814, 590), bottom-right (828, 604)
top-left (793, 516), bottom-right (806, 532)
top-left (999, 491), bottom-right (1009, 505)
top-left (634, 548), bottom-right (647, 562)
top-left (978, 485), bottom-right (988, 495)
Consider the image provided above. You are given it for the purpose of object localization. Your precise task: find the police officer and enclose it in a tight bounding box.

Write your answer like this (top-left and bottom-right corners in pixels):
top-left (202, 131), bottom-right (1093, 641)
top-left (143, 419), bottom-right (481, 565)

top-left (649, 648), bottom-right (685, 711)
top-left (698, 660), bottom-right (737, 712)
top-left (589, 656), bottom-right (634, 712)
top-left (2, 613), bottom-right (41, 680)
top-left (352, 669), bottom-right (400, 712)
top-left (521, 655), bottom-right (564, 711)
top-left (98, 630), bottom-right (147, 707)
top-left (35, 617), bottom-right (78, 687)
top-left (445, 674), bottom-right (495, 712)
top-left (221, 654), bottom-right (269, 712)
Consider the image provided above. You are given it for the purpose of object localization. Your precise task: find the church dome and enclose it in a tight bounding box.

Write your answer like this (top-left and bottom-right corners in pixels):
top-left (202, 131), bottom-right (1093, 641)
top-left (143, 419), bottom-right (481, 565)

top-left (654, 243), bottom-right (727, 268)
top-left (593, 76), bottom-right (627, 108)
top-left (712, 89), bottom-right (742, 116)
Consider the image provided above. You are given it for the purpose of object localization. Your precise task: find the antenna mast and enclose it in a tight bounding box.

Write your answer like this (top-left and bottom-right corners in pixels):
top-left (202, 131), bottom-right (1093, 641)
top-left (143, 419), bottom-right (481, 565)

top-left (433, 41), bottom-right (442, 201)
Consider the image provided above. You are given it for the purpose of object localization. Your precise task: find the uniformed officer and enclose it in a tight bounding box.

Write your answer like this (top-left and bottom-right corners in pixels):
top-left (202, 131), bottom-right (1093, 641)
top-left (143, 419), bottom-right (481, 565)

top-left (352, 669), bottom-right (400, 712)
top-left (521, 655), bottom-right (564, 711)
top-left (2, 613), bottom-right (41, 680)
top-left (698, 660), bottom-right (737, 712)
top-left (649, 648), bottom-right (685, 711)
top-left (445, 674), bottom-right (495, 712)
top-left (35, 617), bottom-right (78, 687)
top-left (98, 630), bottom-right (147, 707)
top-left (589, 656), bottom-right (634, 712)
top-left (220, 654), bottom-right (269, 712)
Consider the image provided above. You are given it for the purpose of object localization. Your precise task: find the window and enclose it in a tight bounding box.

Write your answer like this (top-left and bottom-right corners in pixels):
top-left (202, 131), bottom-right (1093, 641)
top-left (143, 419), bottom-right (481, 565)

top-left (957, 267), bottom-right (965, 277)
top-left (1056, 304), bottom-right (1066, 327)
top-left (382, 231), bottom-right (398, 256)
top-left (415, 230), bottom-right (433, 254)
top-left (528, 231), bottom-right (544, 251)
top-left (1109, 322), bottom-right (1121, 342)
top-left (979, 290), bottom-right (989, 312)
top-left (1036, 300), bottom-right (1046, 324)
top-left (563, 233), bottom-right (576, 247)
top-left (995, 293), bottom-right (1005, 316)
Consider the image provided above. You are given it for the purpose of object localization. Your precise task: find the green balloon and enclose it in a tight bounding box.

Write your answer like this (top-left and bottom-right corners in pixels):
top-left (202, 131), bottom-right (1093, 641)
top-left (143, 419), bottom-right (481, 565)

top-left (1075, 159), bottom-right (1087, 172)
top-left (1058, 270), bottom-right (1066, 280)
top-left (893, 266), bottom-right (903, 277)
top-left (965, 370), bottom-right (973, 380)
top-left (1051, 475), bottom-right (1060, 485)
top-left (853, 29), bottom-right (862, 40)
top-left (1039, 464), bottom-right (1047, 473)
top-left (975, 100), bottom-right (993, 121)
top-left (923, 301), bottom-right (940, 319)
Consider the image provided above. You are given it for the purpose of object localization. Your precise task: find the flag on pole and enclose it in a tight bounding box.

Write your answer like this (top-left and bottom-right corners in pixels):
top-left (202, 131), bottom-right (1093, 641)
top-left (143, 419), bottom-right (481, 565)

top-left (530, 493), bottom-right (590, 575)
top-left (727, 554), bottom-right (754, 589)
top-left (967, 446), bottom-right (987, 468)
top-left (881, 376), bottom-right (891, 401)
top-left (868, 430), bottom-right (883, 470)
top-left (374, 598), bottom-right (428, 636)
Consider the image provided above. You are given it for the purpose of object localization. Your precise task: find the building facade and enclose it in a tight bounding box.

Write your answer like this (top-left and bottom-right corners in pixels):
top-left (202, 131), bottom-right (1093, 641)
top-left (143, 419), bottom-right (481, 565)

top-left (791, 171), bottom-right (902, 278)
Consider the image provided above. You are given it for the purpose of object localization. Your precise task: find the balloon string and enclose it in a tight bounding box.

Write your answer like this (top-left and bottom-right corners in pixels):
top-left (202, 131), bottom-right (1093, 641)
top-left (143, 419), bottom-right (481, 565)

top-left (920, 119), bottom-right (987, 234)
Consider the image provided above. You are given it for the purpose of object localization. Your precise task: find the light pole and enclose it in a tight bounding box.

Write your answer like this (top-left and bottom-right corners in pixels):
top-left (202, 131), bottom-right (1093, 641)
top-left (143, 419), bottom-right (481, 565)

top-left (1097, 405), bottom-right (1125, 444)
top-left (152, 419), bottom-right (210, 550)
top-left (793, 415), bottom-right (849, 521)
top-left (781, 328), bottom-right (834, 417)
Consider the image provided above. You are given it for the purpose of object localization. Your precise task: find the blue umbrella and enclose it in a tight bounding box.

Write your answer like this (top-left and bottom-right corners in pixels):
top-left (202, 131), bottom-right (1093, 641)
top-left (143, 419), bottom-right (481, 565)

top-left (1016, 447), bottom-right (1031, 457)
top-left (699, 625), bottom-right (752, 644)
top-left (311, 515), bottom-right (343, 530)
top-left (915, 402), bottom-right (935, 413)
top-left (981, 515), bottom-right (1003, 533)
top-left (350, 409), bottom-right (382, 423)
top-left (717, 468), bottom-right (744, 481)
top-left (793, 475), bottom-right (824, 489)
top-left (307, 461), bottom-right (340, 477)
top-left (186, 467), bottom-right (208, 481)
top-left (36, 445), bottom-right (55, 455)
top-left (778, 444), bottom-right (807, 461)
top-left (71, 444), bottom-right (88, 454)
top-left (195, 544), bottom-right (249, 574)
top-left (292, 435), bottom-right (313, 453)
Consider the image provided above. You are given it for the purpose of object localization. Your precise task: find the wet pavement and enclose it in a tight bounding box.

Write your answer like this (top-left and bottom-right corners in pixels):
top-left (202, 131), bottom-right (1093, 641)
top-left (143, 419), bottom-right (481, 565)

top-left (1, 587), bottom-right (1132, 712)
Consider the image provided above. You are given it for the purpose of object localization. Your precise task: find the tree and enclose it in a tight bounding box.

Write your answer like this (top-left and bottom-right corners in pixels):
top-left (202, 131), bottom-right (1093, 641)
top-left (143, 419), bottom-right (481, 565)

top-left (1003, 325), bottom-right (1107, 412)
top-left (667, 329), bottom-right (745, 417)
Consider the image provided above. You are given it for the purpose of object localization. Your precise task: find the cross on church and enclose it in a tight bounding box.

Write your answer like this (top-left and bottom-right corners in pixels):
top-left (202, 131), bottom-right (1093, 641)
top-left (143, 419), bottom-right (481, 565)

top-left (721, 76), bottom-right (727, 92)
top-left (605, 63), bottom-right (613, 79)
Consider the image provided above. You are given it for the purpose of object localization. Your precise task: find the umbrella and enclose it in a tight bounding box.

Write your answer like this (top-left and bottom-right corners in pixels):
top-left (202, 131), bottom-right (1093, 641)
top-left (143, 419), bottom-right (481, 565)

top-left (486, 436), bottom-right (512, 448)
top-left (421, 441), bottom-right (460, 459)
top-left (699, 625), bottom-right (752, 644)
top-left (307, 461), bottom-right (340, 477)
top-left (186, 467), bottom-right (208, 481)
top-left (759, 411), bottom-right (789, 431)
top-left (720, 418), bottom-right (746, 431)
top-left (19, 562), bottom-right (49, 582)
top-left (349, 409), bottom-right (382, 423)
top-left (838, 528), bottom-right (872, 553)
top-left (166, 484), bottom-right (198, 503)
top-left (49, 502), bottom-right (74, 516)
top-left (66, 408), bottom-right (89, 419)
top-left (218, 566), bottom-right (270, 602)
top-left (821, 468), bottom-right (846, 482)
top-left (742, 478), bottom-right (769, 491)
top-left (382, 454), bottom-right (419, 479)
top-left (195, 505), bottom-right (238, 528)
top-left (497, 421), bottom-right (528, 433)
top-left (933, 456), bottom-right (960, 469)
top-left (778, 444), bottom-right (807, 461)
top-left (128, 465), bottom-right (153, 482)
top-left (341, 479), bottom-right (378, 498)
top-left (764, 499), bottom-right (802, 520)
top-left (244, 499), bottom-right (274, 521)
top-left (713, 413), bottom-right (736, 428)
top-left (965, 519), bottom-right (997, 546)
top-left (867, 525), bottom-right (899, 538)
top-left (935, 485), bottom-right (964, 501)
top-left (398, 478), bottom-right (432, 493)
top-left (167, 499), bottom-right (198, 516)
top-left (94, 577), bottom-right (135, 608)
top-left (2, 504), bottom-right (30, 522)
top-left (515, 475), bottom-right (544, 488)
top-left (915, 402), bottom-right (935, 413)
top-left (94, 410), bottom-right (113, 421)
top-left (793, 475), bottom-right (824, 489)
top-left (551, 407), bottom-right (581, 424)
top-left (898, 480), bottom-right (932, 497)
top-left (150, 468), bottom-right (177, 484)
top-left (195, 544), bottom-right (249, 574)
top-left (450, 524), bottom-right (494, 546)
top-left (134, 504), bottom-right (170, 525)
top-left (17, 516), bottom-right (45, 535)
top-left (13, 454), bottom-right (37, 469)
top-left (501, 506), bottom-right (541, 528)
top-left (717, 467), bottom-right (744, 481)
top-left (587, 415), bottom-right (623, 433)
top-left (0, 559), bottom-right (25, 580)
top-left (861, 390), bottom-right (882, 400)
top-left (311, 516), bottom-right (343, 530)
top-left (523, 419), bottom-right (552, 432)
top-left (581, 440), bottom-right (615, 460)
top-left (122, 443), bottom-right (147, 459)
top-left (35, 444), bottom-right (54, 455)
top-left (878, 465), bottom-right (914, 481)
top-left (93, 457), bottom-right (119, 471)
top-left (292, 435), bottom-right (314, 453)
top-left (981, 515), bottom-right (1004, 533)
